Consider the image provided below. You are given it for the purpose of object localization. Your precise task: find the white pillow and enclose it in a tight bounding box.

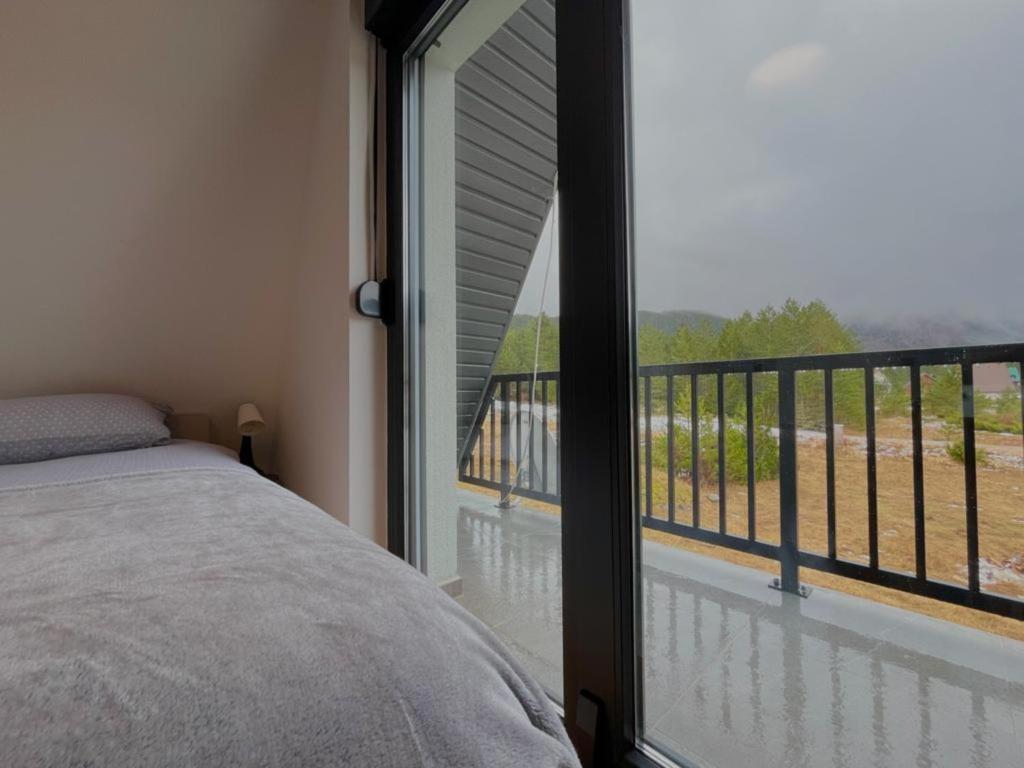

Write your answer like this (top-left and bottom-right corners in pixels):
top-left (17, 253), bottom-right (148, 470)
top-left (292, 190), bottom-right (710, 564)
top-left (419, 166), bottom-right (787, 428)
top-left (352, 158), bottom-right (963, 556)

top-left (0, 394), bottom-right (171, 465)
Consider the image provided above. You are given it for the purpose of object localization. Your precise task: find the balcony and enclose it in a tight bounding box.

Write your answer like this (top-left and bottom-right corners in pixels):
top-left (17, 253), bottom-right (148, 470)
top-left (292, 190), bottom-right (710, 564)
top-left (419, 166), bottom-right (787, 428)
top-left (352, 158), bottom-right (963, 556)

top-left (457, 343), bottom-right (1024, 766)
top-left (456, 488), bottom-right (1024, 767)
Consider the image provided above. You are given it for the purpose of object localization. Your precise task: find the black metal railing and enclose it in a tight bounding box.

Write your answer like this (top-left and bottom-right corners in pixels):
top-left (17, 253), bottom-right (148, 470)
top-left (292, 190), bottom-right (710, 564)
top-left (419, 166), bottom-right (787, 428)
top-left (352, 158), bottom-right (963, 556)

top-left (458, 344), bottom-right (1024, 620)
top-left (459, 371), bottom-right (561, 505)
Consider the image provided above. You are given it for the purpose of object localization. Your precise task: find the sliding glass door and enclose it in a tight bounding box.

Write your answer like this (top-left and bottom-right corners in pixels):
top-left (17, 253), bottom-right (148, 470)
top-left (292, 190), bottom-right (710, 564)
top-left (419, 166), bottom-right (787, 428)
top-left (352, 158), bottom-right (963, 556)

top-left (628, 1), bottom-right (1024, 766)
top-left (402, 0), bottom-right (564, 701)
top-left (377, 0), bottom-right (1024, 765)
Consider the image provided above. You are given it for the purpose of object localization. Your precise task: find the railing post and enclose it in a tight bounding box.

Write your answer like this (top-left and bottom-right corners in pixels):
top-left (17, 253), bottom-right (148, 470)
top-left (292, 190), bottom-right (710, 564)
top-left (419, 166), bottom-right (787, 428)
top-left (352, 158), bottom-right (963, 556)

top-left (542, 379), bottom-right (549, 495)
top-left (666, 375), bottom-right (675, 524)
top-left (865, 366), bottom-right (879, 570)
top-left (499, 379), bottom-right (512, 508)
top-left (490, 389), bottom-right (496, 482)
top-left (745, 371), bottom-right (756, 541)
top-left (962, 362), bottom-right (980, 593)
top-left (824, 368), bottom-right (837, 560)
top-left (717, 373), bottom-right (727, 534)
top-left (777, 367), bottom-right (801, 595)
top-left (691, 373), bottom-right (700, 528)
top-left (910, 363), bottom-right (927, 581)
top-left (644, 375), bottom-right (653, 520)
top-left (515, 380), bottom-right (522, 489)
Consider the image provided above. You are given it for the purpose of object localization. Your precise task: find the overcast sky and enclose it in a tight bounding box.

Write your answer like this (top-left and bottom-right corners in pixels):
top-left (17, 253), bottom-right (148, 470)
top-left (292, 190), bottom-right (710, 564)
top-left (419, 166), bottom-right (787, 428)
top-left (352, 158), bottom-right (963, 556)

top-left (517, 0), bottom-right (1024, 323)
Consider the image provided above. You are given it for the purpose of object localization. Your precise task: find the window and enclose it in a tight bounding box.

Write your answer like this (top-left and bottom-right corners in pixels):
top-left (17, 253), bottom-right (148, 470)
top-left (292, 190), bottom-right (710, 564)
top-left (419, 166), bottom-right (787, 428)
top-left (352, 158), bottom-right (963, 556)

top-left (402, 0), bottom-right (564, 701)
top-left (629, 1), bottom-right (1024, 766)
top-left (374, 1), bottom-right (1024, 765)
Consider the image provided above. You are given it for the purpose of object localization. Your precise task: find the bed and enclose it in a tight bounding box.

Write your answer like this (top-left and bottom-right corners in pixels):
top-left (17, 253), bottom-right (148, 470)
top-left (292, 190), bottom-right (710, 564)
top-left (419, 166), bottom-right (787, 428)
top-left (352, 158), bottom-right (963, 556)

top-left (0, 438), bottom-right (578, 767)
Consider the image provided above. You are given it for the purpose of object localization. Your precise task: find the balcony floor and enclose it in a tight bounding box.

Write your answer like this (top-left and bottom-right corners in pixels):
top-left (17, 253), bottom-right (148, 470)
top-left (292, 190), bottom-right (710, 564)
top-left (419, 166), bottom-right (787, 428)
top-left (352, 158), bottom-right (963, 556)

top-left (455, 489), bottom-right (1024, 768)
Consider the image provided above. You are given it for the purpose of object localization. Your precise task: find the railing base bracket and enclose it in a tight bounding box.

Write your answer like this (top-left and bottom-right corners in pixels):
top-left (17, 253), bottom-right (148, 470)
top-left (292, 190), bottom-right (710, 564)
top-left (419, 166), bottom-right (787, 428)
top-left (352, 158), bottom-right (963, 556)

top-left (770, 578), bottom-right (812, 598)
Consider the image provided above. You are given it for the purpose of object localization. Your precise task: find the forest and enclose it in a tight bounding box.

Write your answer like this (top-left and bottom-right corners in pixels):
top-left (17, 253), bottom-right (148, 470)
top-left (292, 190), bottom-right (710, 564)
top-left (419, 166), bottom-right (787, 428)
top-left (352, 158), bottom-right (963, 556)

top-left (493, 299), bottom-right (1023, 481)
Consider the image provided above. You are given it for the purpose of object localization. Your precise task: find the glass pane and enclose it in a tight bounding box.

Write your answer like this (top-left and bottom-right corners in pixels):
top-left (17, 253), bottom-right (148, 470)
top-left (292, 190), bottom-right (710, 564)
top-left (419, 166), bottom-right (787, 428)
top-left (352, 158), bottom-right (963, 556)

top-left (410, 0), bottom-right (562, 700)
top-left (628, 1), bottom-right (1024, 765)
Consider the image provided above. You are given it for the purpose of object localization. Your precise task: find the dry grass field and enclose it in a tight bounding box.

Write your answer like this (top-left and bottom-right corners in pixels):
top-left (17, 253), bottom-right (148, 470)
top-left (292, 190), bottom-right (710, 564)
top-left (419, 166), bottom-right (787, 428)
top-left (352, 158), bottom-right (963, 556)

top-left (461, 414), bottom-right (1024, 642)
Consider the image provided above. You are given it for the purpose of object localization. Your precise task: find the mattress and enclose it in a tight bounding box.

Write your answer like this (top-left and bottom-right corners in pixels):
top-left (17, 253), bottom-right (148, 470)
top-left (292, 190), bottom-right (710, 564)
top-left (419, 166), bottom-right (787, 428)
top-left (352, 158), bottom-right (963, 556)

top-left (0, 439), bottom-right (248, 491)
top-left (0, 445), bottom-right (577, 767)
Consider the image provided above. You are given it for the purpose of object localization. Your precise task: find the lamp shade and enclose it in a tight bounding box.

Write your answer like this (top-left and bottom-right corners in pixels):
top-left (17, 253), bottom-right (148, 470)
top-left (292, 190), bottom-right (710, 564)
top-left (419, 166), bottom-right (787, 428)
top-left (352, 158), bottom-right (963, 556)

top-left (237, 403), bottom-right (266, 436)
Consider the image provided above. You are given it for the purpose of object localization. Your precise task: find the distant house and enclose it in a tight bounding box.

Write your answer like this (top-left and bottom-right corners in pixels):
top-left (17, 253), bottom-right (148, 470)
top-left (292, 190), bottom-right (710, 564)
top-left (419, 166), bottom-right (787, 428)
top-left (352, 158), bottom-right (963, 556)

top-left (974, 363), bottom-right (1017, 395)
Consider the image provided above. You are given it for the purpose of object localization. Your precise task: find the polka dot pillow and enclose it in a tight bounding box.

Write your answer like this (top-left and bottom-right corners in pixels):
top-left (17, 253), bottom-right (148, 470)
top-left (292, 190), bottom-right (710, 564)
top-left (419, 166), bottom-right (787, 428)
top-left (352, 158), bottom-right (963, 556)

top-left (0, 394), bottom-right (172, 465)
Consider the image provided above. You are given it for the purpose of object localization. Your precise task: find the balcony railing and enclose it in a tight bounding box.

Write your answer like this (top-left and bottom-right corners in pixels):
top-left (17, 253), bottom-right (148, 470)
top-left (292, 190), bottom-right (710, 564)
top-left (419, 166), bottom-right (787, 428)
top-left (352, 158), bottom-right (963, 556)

top-left (458, 344), bottom-right (1024, 620)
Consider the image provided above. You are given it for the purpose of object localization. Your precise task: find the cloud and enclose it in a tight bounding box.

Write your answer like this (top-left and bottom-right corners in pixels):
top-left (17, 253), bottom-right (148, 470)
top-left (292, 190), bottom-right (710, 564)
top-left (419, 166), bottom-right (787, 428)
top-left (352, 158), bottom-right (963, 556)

top-left (623, 1), bottom-right (1024, 320)
top-left (747, 43), bottom-right (828, 95)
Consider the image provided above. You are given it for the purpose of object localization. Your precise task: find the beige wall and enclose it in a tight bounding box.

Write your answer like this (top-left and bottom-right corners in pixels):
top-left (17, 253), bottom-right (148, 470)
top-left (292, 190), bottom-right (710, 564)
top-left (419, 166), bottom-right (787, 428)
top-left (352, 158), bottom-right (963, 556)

top-left (275, 0), bottom-right (388, 541)
top-left (0, 0), bottom-right (387, 543)
top-left (345, 0), bottom-right (389, 543)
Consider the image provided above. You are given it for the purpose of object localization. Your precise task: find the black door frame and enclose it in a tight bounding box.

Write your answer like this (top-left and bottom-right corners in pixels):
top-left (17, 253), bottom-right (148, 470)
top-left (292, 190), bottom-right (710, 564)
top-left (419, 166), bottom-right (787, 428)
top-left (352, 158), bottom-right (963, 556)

top-left (556, 0), bottom-right (642, 763)
top-left (367, 2), bottom-right (663, 765)
top-left (383, 37), bottom-right (407, 561)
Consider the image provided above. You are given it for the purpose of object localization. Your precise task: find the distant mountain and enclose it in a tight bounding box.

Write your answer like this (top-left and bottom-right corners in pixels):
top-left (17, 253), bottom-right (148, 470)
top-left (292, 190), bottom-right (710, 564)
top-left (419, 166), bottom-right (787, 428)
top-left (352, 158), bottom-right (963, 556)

top-left (635, 310), bottom-right (726, 334)
top-left (846, 315), bottom-right (1024, 352)
top-left (510, 309), bottom-right (1024, 352)
top-left (511, 310), bottom-right (726, 333)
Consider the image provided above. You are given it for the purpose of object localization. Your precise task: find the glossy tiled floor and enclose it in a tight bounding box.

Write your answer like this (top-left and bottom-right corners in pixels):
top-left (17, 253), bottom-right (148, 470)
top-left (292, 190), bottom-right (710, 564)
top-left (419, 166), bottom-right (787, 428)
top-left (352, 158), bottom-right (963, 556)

top-left (455, 489), bottom-right (1024, 768)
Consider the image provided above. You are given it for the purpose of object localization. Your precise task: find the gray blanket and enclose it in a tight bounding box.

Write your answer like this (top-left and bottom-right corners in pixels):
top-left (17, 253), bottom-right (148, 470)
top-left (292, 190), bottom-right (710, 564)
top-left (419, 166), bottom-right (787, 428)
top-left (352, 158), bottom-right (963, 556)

top-left (0, 469), bottom-right (578, 767)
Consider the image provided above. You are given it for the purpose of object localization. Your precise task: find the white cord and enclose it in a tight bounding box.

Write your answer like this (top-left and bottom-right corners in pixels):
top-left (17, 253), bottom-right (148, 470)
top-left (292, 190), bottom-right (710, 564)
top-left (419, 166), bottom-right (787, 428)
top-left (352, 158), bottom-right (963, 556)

top-left (506, 175), bottom-right (558, 502)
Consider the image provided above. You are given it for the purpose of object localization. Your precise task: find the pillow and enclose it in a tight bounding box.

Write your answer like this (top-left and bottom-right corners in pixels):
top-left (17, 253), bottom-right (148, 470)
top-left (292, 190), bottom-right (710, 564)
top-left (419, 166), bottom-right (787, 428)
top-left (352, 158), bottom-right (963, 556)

top-left (0, 394), bottom-right (172, 465)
